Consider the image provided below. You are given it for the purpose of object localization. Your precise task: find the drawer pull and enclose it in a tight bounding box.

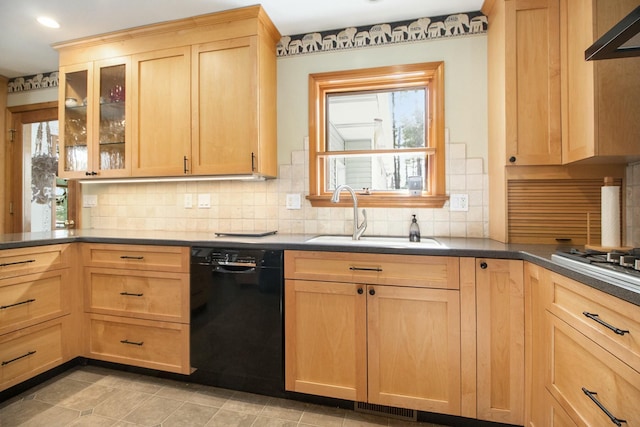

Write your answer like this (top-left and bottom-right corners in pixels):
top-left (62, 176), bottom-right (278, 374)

top-left (582, 388), bottom-right (627, 426)
top-left (1, 298), bottom-right (36, 310)
top-left (0, 259), bottom-right (36, 267)
top-left (349, 266), bottom-right (382, 272)
top-left (2, 350), bottom-right (36, 366)
top-left (583, 312), bottom-right (629, 336)
top-left (120, 339), bottom-right (144, 346)
top-left (120, 256), bottom-right (144, 260)
top-left (120, 292), bottom-right (143, 297)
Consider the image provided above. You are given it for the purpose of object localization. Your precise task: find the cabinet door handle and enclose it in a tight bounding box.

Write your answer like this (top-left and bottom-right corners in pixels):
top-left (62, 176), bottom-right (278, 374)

top-left (119, 292), bottom-right (143, 297)
top-left (349, 266), bottom-right (383, 272)
top-left (2, 350), bottom-right (36, 366)
top-left (357, 288), bottom-right (364, 295)
top-left (582, 388), bottom-right (627, 426)
top-left (85, 171), bottom-right (98, 176)
top-left (583, 312), bottom-right (629, 336)
top-left (1, 298), bottom-right (36, 310)
top-left (120, 339), bottom-right (144, 346)
top-left (251, 152), bottom-right (256, 171)
top-left (479, 261), bottom-right (488, 269)
top-left (0, 259), bottom-right (36, 267)
top-left (183, 156), bottom-right (189, 174)
top-left (120, 255), bottom-right (144, 260)
top-left (508, 156), bottom-right (516, 163)
top-left (369, 288), bottom-right (376, 296)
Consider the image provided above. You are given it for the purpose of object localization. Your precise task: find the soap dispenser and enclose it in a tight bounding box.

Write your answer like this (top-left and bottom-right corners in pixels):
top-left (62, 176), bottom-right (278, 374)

top-left (409, 214), bottom-right (421, 242)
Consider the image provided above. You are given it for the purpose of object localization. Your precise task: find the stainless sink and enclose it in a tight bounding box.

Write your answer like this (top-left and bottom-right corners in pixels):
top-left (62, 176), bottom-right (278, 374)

top-left (305, 235), bottom-right (444, 248)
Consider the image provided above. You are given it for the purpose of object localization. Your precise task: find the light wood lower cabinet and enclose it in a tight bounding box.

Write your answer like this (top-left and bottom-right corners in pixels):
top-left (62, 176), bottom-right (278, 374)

top-left (81, 244), bottom-right (190, 374)
top-left (0, 244), bottom-right (77, 392)
top-left (0, 317), bottom-right (71, 391)
top-left (284, 251), bottom-right (461, 415)
top-left (86, 313), bottom-right (189, 374)
top-left (475, 258), bottom-right (525, 425)
top-left (526, 262), bottom-right (640, 426)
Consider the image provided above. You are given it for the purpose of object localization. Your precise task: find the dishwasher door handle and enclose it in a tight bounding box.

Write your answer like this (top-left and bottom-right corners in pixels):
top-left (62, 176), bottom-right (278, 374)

top-left (214, 265), bottom-right (256, 274)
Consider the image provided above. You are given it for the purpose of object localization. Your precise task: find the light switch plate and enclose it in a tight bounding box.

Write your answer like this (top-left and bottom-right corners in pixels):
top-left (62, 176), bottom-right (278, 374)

top-left (286, 193), bottom-right (301, 209)
top-left (82, 195), bottom-right (98, 208)
top-left (184, 194), bottom-right (193, 209)
top-left (449, 194), bottom-right (469, 212)
top-left (197, 193), bottom-right (210, 208)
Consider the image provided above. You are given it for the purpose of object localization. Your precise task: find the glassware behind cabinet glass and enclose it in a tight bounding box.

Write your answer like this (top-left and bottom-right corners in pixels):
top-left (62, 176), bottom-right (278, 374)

top-left (99, 64), bottom-right (126, 171)
top-left (63, 70), bottom-right (88, 172)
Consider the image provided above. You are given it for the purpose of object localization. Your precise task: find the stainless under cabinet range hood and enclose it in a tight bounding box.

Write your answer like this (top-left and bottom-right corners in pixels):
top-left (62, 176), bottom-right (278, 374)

top-left (586, 6), bottom-right (640, 60)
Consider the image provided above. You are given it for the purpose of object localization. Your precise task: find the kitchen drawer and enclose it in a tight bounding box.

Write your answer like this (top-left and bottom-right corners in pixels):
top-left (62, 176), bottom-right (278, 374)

top-left (0, 318), bottom-right (65, 392)
top-left (546, 271), bottom-right (640, 372)
top-left (284, 250), bottom-right (459, 289)
top-left (546, 313), bottom-right (640, 426)
top-left (81, 244), bottom-right (189, 273)
top-left (544, 391), bottom-right (578, 427)
top-left (84, 268), bottom-right (189, 322)
top-left (0, 244), bottom-right (71, 279)
top-left (0, 270), bottom-right (70, 335)
top-left (86, 313), bottom-right (190, 374)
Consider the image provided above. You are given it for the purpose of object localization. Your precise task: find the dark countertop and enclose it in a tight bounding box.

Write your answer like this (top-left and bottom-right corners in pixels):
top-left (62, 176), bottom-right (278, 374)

top-left (1, 229), bottom-right (638, 306)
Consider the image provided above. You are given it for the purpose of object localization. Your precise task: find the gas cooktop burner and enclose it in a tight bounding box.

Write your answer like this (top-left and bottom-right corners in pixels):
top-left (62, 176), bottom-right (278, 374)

top-left (551, 248), bottom-right (640, 294)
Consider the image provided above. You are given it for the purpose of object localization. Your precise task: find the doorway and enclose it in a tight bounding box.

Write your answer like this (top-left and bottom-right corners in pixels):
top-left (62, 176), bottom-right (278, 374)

top-left (5, 102), bottom-right (78, 233)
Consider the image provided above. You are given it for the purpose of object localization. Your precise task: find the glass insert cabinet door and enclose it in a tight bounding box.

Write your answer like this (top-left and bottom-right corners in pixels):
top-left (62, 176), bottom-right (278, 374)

top-left (59, 58), bottom-right (130, 178)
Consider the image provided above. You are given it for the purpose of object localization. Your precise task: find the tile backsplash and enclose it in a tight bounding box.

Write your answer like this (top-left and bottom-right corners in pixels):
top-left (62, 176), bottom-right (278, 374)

top-left (83, 138), bottom-right (489, 238)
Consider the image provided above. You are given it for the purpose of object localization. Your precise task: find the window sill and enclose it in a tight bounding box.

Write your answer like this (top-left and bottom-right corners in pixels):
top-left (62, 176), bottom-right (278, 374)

top-left (306, 194), bottom-right (449, 208)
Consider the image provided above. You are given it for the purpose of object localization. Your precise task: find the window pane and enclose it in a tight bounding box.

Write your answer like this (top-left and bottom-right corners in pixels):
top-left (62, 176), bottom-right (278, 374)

top-left (327, 88), bottom-right (426, 152)
top-left (326, 152), bottom-right (428, 192)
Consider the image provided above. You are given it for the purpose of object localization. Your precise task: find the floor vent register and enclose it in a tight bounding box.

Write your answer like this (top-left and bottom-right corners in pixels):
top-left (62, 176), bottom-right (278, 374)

top-left (354, 402), bottom-right (418, 421)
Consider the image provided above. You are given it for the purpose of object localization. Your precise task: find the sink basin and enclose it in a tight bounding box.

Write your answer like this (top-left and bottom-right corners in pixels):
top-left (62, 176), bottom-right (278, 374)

top-left (305, 235), bottom-right (444, 248)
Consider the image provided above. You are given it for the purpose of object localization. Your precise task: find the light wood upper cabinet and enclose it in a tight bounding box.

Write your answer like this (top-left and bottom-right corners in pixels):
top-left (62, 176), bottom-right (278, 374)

top-left (192, 36), bottom-right (277, 176)
top-left (560, 0), bottom-right (640, 163)
top-left (485, 0), bottom-right (562, 167)
top-left (131, 47), bottom-right (191, 177)
top-left (54, 5), bottom-right (280, 180)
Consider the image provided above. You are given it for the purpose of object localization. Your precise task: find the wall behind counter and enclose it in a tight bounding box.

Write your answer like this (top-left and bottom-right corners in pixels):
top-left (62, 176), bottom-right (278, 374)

top-left (80, 35), bottom-right (490, 237)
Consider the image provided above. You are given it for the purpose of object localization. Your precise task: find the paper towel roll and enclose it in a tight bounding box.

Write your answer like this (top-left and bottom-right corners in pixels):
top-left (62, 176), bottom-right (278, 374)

top-left (601, 183), bottom-right (620, 248)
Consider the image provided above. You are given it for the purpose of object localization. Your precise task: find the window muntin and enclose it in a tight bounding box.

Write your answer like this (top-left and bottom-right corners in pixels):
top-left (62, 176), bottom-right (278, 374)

top-left (308, 62), bottom-right (447, 208)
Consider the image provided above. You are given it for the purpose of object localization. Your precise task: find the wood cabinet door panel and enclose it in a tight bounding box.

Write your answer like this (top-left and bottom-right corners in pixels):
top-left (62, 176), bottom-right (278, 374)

top-left (192, 37), bottom-right (258, 175)
top-left (367, 285), bottom-right (461, 415)
top-left (476, 258), bottom-right (524, 424)
top-left (131, 47), bottom-right (191, 176)
top-left (505, 0), bottom-right (561, 165)
top-left (284, 279), bottom-right (367, 401)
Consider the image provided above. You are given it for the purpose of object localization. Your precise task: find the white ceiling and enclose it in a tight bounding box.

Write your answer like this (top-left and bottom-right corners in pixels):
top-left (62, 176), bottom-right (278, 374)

top-left (0, 0), bottom-right (484, 79)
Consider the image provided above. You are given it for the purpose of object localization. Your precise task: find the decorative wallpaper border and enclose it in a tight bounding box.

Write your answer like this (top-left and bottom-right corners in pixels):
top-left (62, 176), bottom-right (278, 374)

top-left (7, 71), bottom-right (59, 93)
top-left (6, 11), bottom-right (487, 92)
top-left (276, 11), bottom-right (486, 57)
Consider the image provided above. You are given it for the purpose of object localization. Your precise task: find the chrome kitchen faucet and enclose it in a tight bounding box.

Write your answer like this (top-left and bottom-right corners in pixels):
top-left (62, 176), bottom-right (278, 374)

top-left (331, 184), bottom-right (367, 240)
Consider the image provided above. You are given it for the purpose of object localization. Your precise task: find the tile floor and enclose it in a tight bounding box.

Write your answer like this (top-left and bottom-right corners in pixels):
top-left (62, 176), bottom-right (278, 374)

top-left (0, 366), bottom-right (446, 427)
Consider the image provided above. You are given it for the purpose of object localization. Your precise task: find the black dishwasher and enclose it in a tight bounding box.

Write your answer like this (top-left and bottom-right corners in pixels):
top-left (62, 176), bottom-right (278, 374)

top-left (190, 247), bottom-right (284, 396)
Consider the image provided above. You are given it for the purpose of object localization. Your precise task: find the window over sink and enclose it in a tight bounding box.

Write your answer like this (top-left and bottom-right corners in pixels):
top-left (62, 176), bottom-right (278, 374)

top-left (307, 62), bottom-right (447, 208)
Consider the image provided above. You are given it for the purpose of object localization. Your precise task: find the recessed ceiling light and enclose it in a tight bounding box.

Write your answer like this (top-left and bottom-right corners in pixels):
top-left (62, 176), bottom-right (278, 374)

top-left (37, 16), bottom-right (60, 29)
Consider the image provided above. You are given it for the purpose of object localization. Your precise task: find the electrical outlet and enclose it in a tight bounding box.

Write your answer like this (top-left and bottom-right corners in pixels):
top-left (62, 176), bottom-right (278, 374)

top-left (184, 194), bottom-right (193, 209)
top-left (286, 193), bottom-right (301, 209)
top-left (197, 193), bottom-right (210, 208)
top-left (449, 194), bottom-right (469, 212)
top-left (82, 195), bottom-right (98, 208)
